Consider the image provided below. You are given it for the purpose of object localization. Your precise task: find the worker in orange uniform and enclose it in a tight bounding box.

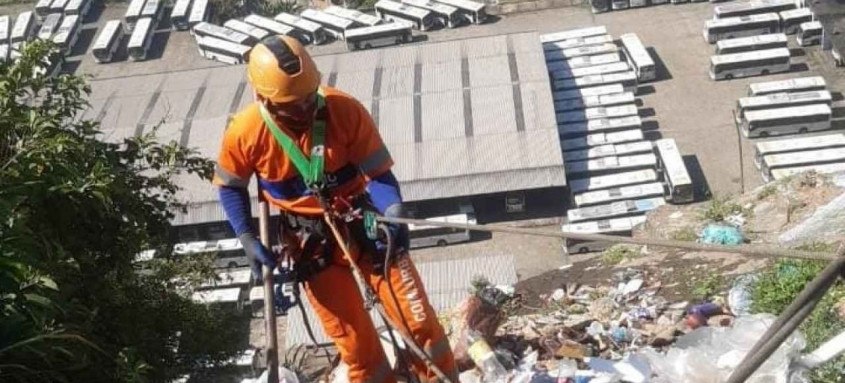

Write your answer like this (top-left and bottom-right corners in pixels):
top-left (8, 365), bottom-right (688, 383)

top-left (213, 35), bottom-right (458, 383)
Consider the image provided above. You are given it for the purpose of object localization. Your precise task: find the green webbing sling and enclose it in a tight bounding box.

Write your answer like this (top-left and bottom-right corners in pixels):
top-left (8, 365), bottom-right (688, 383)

top-left (259, 90), bottom-right (327, 189)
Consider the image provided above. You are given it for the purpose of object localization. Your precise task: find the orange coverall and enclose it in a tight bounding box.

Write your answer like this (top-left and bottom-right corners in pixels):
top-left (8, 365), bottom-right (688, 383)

top-left (213, 86), bottom-right (458, 383)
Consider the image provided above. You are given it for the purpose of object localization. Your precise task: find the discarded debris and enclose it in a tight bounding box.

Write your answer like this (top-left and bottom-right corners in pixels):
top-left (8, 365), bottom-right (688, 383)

top-left (699, 224), bottom-right (744, 246)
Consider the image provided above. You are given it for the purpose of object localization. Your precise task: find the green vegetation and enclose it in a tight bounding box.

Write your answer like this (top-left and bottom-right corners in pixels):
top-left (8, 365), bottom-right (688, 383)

top-left (756, 184), bottom-right (778, 200)
top-left (601, 244), bottom-right (641, 265)
top-left (0, 41), bottom-right (245, 382)
top-left (211, 0), bottom-right (301, 25)
top-left (700, 195), bottom-right (749, 222)
top-left (751, 242), bottom-right (845, 383)
top-left (670, 226), bottom-right (698, 242)
top-left (691, 273), bottom-right (725, 300)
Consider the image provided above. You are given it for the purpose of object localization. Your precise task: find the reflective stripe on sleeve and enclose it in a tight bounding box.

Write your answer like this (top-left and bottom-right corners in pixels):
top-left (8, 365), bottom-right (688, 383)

top-left (359, 145), bottom-right (393, 175)
top-left (214, 163), bottom-right (249, 188)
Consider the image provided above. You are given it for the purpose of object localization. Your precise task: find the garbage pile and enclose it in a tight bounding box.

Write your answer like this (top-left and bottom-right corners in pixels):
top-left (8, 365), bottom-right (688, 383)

top-left (445, 271), bottom-right (808, 383)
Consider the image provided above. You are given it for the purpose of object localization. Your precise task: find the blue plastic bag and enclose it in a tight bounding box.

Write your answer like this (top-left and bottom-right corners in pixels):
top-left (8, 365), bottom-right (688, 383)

top-left (699, 224), bottom-right (744, 245)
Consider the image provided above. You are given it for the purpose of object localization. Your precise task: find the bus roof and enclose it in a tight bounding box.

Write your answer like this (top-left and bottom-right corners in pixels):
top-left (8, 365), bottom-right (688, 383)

top-left (553, 83), bottom-right (624, 101)
top-left (543, 34), bottom-right (613, 52)
top-left (716, 32), bottom-right (787, 49)
top-left (800, 20), bottom-right (823, 30)
top-left (11, 11), bottom-right (34, 38)
top-left (779, 7), bottom-right (812, 19)
top-left (567, 196), bottom-right (665, 223)
top-left (714, 0), bottom-right (794, 16)
top-left (573, 182), bottom-right (664, 207)
top-left (274, 12), bottom-right (322, 32)
top-left (52, 14), bottom-right (79, 39)
top-left (771, 162), bottom-right (845, 180)
top-left (92, 19), bottom-right (122, 50)
top-left (654, 138), bottom-right (692, 185)
top-left (401, 0), bottom-right (458, 15)
top-left (345, 21), bottom-right (411, 39)
top-left (128, 17), bottom-right (152, 46)
top-left (764, 147), bottom-right (845, 168)
top-left (739, 90), bottom-right (832, 109)
top-left (748, 76), bottom-right (826, 95)
top-left (171, 0), bottom-right (192, 17)
top-left (188, 0), bottom-right (209, 21)
top-left (705, 12), bottom-right (780, 28)
top-left (756, 133), bottom-right (845, 155)
top-left (244, 14), bottom-right (294, 35)
top-left (126, 0), bottom-right (146, 15)
top-left (619, 33), bottom-right (654, 66)
top-left (408, 213), bottom-right (474, 231)
top-left (0, 15), bottom-right (9, 42)
top-left (224, 19), bottom-right (269, 40)
top-left (375, 0), bottom-right (432, 18)
top-left (710, 47), bottom-right (790, 65)
top-left (745, 103), bottom-right (832, 121)
top-left (569, 168), bottom-right (658, 193)
top-left (432, 0), bottom-right (485, 11)
top-left (563, 129), bottom-right (645, 151)
top-left (540, 25), bottom-right (607, 43)
top-left (323, 5), bottom-right (381, 26)
top-left (197, 35), bottom-right (252, 55)
top-left (300, 9), bottom-right (356, 29)
top-left (561, 215), bottom-right (648, 234)
top-left (141, 0), bottom-right (162, 16)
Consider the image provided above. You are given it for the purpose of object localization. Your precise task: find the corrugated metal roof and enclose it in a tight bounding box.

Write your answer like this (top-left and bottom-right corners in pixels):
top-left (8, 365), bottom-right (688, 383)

top-left (284, 253), bottom-right (517, 348)
top-left (84, 32), bottom-right (564, 227)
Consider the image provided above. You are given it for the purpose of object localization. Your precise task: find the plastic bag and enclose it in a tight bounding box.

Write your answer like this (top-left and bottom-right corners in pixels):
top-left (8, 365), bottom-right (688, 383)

top-left (699, 224), bottom-right (744, 246)
top-left (446, 293), bottom-right (509, 370)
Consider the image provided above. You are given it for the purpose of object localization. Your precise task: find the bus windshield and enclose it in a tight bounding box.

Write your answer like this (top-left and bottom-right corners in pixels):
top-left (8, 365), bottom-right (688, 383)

top-left (408, 213), bottom-right (475, 249)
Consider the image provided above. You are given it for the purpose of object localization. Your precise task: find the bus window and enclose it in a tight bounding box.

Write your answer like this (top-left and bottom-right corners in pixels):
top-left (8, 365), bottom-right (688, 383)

top-left (195, 35), bottom-right (251, 65)
top-left (779, 7), bottom-right (812, 35)
top-left (742, 104), bottom-right (832, 138)
top-left (797, 21), bottom-right (822, 47)
top-left (170, 0), bottom-right (193, 31)
top-left (709, 47), bottom-right (790, 81)
top-left (374, 0), bottom-right (435, 31)
top-left (654, 138), bottom-right (694, 203)
top-left (345, 22), bottom-right (412, 50)
top-left (703, 13), bottom-right (780, 44)
top-left (408, 213), bottom-right (475, 248)
top-left (127, 17), bottom-right (155, 61)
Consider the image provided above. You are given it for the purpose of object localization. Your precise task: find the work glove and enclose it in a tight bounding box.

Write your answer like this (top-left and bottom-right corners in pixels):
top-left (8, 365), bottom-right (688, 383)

top-left (239, 233), bottom-right (276, 282)
top-left (375, 203), bottom-right (410, 256)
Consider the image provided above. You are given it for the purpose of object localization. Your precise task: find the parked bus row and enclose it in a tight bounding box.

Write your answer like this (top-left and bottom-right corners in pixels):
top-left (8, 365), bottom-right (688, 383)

top-left (736, 76), bottom-right (835, 138)
top-left (588, 0), bottom-right (693, 15)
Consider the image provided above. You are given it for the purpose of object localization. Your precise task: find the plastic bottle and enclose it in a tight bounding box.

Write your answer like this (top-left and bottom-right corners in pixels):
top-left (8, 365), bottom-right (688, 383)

top-left (466, 329), bottom-right (509, 383)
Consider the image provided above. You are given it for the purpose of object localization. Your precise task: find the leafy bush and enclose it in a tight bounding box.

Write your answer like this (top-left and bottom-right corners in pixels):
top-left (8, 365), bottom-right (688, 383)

top-left (751, 244), bottom-right (845, 383)
top-left (700, 195), bottom-right (748, 222)
top-left (211, 0), bottom-right (301, 24)
top-left (601, 244), bottom-right (641, 265)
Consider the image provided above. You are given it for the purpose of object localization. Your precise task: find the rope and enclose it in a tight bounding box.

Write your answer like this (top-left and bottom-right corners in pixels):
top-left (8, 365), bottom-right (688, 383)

top-left (375, 216), bottom-right (839, 262)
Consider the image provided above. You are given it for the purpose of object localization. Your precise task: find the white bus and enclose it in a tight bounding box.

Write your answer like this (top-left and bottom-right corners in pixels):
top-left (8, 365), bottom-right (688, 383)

top-left (558, 104), bottom-right (639, 125)
top-left (324, 5), bottom-right (381, 27)
top-left (742, 103), bottom-right (832, 137)
top-left (432, 0), bottom-right (486, 24)
top-left (300, 9), bottom-right (355, 40)
top-left (714, 0), bottom-right (795, 19)
top-left (127, 17), bottom-right (155, 61)
top-left (654, 138), bottom-right (694, 203)
top-left (0, 16), bottom-right (9, 44)
top-left (195, 35), bottom-right (251, 65)
top-left (769, 162), bottom-right (845, 182)
top-left (547, 52), bottom-right (622, 73)
top-left (545, 43), bottom-right (618, 62)
top-left (562, 129), bottom-right (644, 151)
top-left (187, 0), bottom-right (210, 28)
top-left (91, 19), bottom-right (124, 63)
top-left (736, 90), bottom-right (832, 125)
top-left (753, 133), bottom-right (845, 169)
top-left (554, 71), bottom-right (639, 94)
top-left (35, 0), bottom-right (54, 17)
top-left (564, 140), bottom-right (653, 162)
top-left (567, 196), bottom-right (665, 223)
top-left (274, 12), bottom-right (326, 45)
top-left (573, 182), bottom-right (665, 207)
top-left (374, 0), bottom-right (435, 31)
top-left (401, 0), bottom-right (459, 28)
top-left (760, 147), bottom-right (845, 182)
top-left (560, 115), bottom-right (642, 137)
top-left (10, 11), bottom-right (36, 44)
top-left (408, 213), bottom-right (476, 248)
top-left (191, 22), bottom-right (253, 46)
top-left (561, 216), bottom-right (647, 255)
top-left (555, 91), bottom-right (635, 112)
top-left (540, 25), bottom-right (607, 44)
top-left (612, 0), bottom-right (629, 10)
top-left (553, 83), bottom-right (624, 102)
top-left (64, 0), bottom-right (91, 17)
top-left (748, 76), bottom-right (826, 96)
top-left (619, 33), bottom-right (656, 82)
top-left (716, 33), bottom-right (787, 55)
top-left (124, 0), bottom-right (146, 33)
top-left (542, 34), bottom-right (613, 52)
top-left (140, 0), bottom-right (165, 25)
top-left (243, 14), bottom-right (294, 39)
top-left (710, 47), bottom-right (790, 81)
top-left (779, 7), bottom-right (812, 35)
top-left (703, 13), bottom-right (781, 44)
top-left (0, 43), bottom-right (8, 62)
top-left (570, 168), bottom-right (660, 194)
top-left (797, 21), bottom-right (822, 47)
top-left (223, 19), bottom-right (267, 46)
top-left (37, 13), bottom-right (63, 40)
top-left (50, 0), bottom-right (71, 15)
top-left (170, 0), bottom-right (193, 31)
top-left (551, 61), bottom-right (630, 80)
top-left (566, 152), bottom-right (658, 177)
top-left (345, 21), bottom-right (412, 50)
top-left (51, 14), bottom-right (80, 54)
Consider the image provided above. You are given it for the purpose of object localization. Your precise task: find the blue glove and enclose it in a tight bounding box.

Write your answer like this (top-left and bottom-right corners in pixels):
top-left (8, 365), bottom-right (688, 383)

top-left (366, 171), bottom-right (409, 254)
top-left (239, 234), bottom-right (276, 282)
top-left (378, 204), bottom-right (409, 253)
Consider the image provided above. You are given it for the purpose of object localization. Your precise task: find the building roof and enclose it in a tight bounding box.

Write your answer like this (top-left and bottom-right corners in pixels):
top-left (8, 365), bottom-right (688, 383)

top-left (84, 32), bottom-right (564, 227)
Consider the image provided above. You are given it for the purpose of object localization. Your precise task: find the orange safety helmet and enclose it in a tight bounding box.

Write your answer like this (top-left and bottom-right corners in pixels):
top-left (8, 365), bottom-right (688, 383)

top-left (246, 35), bottom-right (321, 104)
